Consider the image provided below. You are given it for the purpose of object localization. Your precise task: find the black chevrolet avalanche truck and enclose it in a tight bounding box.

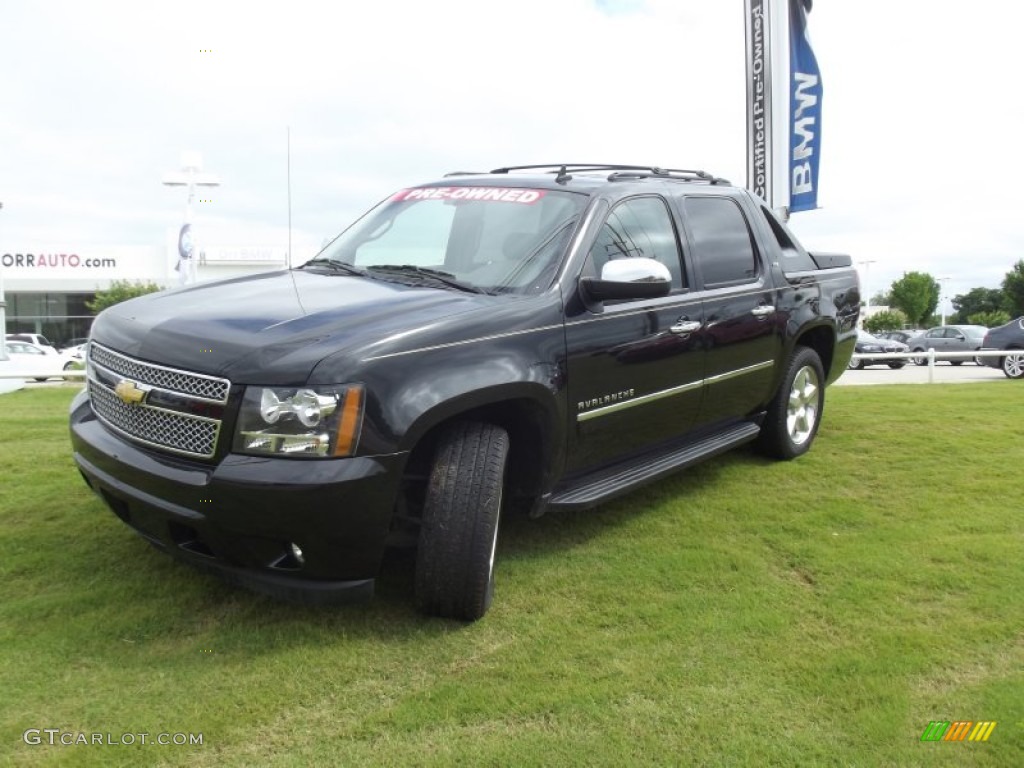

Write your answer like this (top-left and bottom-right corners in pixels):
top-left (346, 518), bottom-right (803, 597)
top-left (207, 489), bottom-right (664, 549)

top-left (70, 164), bottom-right (859, 620)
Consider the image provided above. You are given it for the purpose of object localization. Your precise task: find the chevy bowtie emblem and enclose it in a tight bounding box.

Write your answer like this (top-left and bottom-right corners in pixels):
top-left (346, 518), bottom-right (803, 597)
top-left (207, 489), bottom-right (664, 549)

top-left (114, 379), bottom-right (148, 404)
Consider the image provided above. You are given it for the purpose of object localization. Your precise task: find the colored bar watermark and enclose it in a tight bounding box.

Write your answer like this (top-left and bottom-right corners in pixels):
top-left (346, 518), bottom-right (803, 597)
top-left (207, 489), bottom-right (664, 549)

top-left (920, 721), bottom-right (996, 742)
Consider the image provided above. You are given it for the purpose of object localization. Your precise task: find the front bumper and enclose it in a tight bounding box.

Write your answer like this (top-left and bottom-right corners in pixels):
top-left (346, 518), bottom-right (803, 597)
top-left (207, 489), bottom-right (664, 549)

top-left (69, 389), bottom-right (407, 604)
top-left (856, 355), bottom-right (904, 367)
top-left (979, 347), bottom-right (1005, 370)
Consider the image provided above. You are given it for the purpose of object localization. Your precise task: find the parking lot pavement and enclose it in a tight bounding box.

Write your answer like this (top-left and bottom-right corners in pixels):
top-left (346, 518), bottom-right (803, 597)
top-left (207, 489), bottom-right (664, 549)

top-left (836, 362), bottom-right (1009, 386)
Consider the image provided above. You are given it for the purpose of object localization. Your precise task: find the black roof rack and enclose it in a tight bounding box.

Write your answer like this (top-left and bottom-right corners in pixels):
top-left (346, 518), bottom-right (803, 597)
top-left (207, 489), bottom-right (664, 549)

top-left (489, 164), bottom-right (730, 185)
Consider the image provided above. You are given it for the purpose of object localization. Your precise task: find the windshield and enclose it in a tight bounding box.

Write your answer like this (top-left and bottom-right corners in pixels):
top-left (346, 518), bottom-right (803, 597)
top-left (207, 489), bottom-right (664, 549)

top-left (315, 186), bottom-right (587, 294)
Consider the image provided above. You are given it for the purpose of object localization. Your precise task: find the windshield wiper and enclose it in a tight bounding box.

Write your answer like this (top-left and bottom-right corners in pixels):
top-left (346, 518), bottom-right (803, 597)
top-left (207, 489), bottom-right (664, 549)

top-left (299, 258), bottom-right (367, 276)
top-left (365, 265), bottom-right (489, 294)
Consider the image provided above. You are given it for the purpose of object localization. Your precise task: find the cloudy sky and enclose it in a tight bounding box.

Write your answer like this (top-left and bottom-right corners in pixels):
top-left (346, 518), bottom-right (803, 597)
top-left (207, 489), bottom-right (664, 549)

top-left (2, 0), bottom-right (1021, 311)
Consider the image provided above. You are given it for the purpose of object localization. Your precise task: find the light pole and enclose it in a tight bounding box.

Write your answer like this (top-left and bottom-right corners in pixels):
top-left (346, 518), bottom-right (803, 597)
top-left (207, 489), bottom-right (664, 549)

top-left (162, 152), bottom-right (220, 286)
top-left (939, 276), bottom-right (952, 325)
top-left (0, 200), bottom-right (22, 393)
top-left (0, 201), bottom-right (7, 363)
top-left (857, 259), bottom-right (878, 320)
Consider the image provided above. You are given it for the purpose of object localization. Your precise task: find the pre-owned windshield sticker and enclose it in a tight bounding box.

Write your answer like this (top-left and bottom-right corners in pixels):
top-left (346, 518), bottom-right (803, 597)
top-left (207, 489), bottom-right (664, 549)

top-left (392, 187), bottom-right (546, 204)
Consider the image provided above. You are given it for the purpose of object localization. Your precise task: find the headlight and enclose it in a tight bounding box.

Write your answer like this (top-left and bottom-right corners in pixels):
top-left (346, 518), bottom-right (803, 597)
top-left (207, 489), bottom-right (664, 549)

top-left (862, 345), bottom-right (881, 352)
top-left (233, 384), bottom-right (365, 458)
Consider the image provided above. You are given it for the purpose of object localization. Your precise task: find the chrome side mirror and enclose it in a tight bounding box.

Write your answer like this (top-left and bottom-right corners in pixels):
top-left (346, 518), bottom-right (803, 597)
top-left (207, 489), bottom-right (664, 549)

top-left (582, 257), bottom-right (672, 302)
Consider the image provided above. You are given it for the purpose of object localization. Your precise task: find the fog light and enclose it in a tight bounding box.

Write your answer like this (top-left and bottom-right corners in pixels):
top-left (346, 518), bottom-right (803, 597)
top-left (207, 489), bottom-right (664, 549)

top-left (290, 542), bottom-right (305, 565)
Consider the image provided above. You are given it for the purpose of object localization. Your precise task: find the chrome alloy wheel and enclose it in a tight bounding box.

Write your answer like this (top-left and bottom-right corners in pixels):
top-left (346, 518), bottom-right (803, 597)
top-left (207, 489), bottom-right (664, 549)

top-left (787, 365), bottom-right (820, 446)
top-left (1004, 353), bottom-right (1024, 379)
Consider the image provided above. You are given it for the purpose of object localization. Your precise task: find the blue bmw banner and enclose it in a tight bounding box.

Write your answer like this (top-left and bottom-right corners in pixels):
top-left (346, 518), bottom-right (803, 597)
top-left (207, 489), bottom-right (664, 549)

top-left (789, 0), bottom-right (822, 212)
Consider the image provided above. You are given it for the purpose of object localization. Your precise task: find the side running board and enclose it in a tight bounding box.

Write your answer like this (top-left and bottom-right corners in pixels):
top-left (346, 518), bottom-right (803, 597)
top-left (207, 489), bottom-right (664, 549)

top-left (548, 422), bottom-right (761, 511)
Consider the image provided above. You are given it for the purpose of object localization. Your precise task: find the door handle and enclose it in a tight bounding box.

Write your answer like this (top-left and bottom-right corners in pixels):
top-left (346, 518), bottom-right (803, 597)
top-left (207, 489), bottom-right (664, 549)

top-left (751, 305), bottom-right (776, 317)
top-left (671, 320), bottom-right (703, 335)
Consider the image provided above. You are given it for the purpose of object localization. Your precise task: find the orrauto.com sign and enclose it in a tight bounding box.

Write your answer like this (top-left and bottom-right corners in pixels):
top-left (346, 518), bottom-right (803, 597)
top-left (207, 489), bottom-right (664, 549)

top-left (1, 246), bottom-right (167, 283)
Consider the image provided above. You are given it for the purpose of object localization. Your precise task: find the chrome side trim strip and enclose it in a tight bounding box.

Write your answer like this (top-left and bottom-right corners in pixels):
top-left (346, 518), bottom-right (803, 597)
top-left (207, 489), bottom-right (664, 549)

top-left (576, 360), bottom-right (775, 422)
top-left (363, 324), bottom-right (564, 361)
top-left (578, 379), bottom-right (703, 422)
top-left (704, 360), bottom-right (774, 385)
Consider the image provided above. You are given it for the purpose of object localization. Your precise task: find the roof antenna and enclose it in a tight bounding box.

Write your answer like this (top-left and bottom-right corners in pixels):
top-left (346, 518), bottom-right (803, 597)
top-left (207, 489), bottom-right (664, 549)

top-left (555, 165), bottom-right (572, 184)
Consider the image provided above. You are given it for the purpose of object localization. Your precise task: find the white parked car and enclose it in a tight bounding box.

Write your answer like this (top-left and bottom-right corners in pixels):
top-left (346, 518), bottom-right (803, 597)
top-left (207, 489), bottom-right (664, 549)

top-left (6, 333), bottom-right (59, 356)
top-left (3, 340), bottom-right (82, 381)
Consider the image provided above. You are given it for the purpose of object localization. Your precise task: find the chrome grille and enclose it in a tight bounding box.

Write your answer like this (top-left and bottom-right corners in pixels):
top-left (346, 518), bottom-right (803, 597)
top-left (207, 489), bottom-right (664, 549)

top-left (89, 342), bottom-right (229, 402)
top-left (87, 343), bottom-right (230, 459)
top-left (89, 382), bottom-right (220, 457)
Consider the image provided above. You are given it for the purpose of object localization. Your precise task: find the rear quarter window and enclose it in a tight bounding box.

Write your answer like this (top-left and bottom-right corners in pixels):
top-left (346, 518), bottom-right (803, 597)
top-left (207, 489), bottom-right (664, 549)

top-left (759, 206), bottom-right (817, 273)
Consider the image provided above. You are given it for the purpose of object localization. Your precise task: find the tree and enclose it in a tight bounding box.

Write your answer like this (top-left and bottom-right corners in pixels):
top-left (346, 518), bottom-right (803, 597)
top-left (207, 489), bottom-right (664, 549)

top-left (864, 309), bottom-right (908, 334)
top-left (951, 287), bottom-right (1005, 323)
top-left (888, 272), bottom-right (940, 327)
top-left (1001, 260), bottom-right (1024, 317)
top-left (870, 290), bottom-right (892, 307)
top-left (967, 310), bottom-right (1011, 328)
top-left (86, 280), bottom-right (163, 314)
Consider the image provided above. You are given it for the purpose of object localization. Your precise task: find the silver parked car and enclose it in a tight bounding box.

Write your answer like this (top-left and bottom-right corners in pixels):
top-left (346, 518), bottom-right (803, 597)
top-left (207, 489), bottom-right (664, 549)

top-left (905, 325), bottom-right (988, 366)
top-left (5, 332), bottom-right (59, 356)
top-left (877, 329), bottom-right (926, 345)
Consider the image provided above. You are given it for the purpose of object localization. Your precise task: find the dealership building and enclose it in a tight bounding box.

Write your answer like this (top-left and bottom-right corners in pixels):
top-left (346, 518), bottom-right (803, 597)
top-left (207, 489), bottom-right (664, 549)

top-left (1, 239), bottom-right (302, 347)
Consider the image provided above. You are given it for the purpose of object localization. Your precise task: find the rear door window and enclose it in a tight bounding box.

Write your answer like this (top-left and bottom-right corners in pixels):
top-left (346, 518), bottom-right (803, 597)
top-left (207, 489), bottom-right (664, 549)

top-left (682, 196), bottom-right (760, 288)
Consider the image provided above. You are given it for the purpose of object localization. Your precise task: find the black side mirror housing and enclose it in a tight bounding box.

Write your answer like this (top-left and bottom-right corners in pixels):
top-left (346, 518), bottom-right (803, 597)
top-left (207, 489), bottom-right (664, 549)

top-left (581, 277), bottom-right (671, 302)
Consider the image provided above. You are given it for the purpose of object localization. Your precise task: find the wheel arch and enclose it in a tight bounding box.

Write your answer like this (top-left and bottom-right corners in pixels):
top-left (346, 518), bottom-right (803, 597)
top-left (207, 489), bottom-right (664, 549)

top-left (402, 387), bottom-right (560, 506)
top-left (792, 324), bottom-right (836, 382)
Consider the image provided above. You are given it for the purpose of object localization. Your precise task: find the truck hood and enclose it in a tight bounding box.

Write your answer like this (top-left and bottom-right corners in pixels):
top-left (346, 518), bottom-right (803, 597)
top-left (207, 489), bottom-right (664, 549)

top-left (90, 269), bottom-right (489, 384)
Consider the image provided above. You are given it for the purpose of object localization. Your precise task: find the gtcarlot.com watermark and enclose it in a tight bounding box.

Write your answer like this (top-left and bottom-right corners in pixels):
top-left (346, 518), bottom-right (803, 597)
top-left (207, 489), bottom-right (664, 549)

top-left (23, 729), bottom-right (203, 747)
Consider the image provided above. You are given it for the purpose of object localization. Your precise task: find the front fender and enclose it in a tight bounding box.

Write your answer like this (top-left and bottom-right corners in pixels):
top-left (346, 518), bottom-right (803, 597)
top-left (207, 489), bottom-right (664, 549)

top-left (387, 354), bottom-right (567, 496)
top-left (394, 361), bottom-right (563, 453)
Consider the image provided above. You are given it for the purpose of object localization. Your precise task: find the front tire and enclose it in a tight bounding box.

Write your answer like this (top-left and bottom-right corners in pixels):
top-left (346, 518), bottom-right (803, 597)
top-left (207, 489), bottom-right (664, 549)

top-left (1003, 353), bottom-right (1024, 379)
top-left (847, 357), bottom-right (863, 370)
top-left (414, 421), bottom-right (510, 621)
top-left (888, 362), bottom-right (905, 369)
top-left (757, 346), bottom-right (825, 460)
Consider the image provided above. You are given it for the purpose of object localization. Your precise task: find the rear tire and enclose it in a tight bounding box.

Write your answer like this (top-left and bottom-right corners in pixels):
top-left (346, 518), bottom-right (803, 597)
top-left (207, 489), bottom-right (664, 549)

top-left (414, 421), bottom-right (510, 621)
top-left (1003, 353), bottom-right (1024, 379)
top-left (951, 360), bottom-right (963, 366)
top-left (913, 349), bottom-right (928, 366)
top-left (757, 347), bottom-right (824, 460)
top-left (847, 357), bottom-right (862, 370)
top-left (888, 362), bottom-right (905, 369)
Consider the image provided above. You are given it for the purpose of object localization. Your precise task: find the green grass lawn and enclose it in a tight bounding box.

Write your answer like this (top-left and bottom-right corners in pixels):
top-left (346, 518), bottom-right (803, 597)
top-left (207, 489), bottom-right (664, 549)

top-left (1, 384), bottom-right (1021, 767)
